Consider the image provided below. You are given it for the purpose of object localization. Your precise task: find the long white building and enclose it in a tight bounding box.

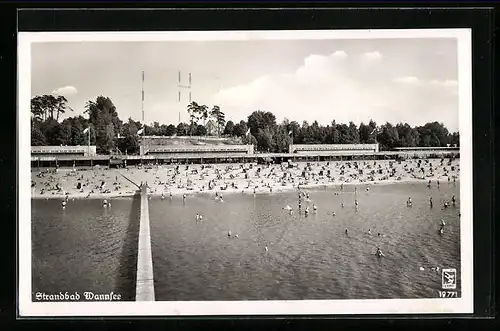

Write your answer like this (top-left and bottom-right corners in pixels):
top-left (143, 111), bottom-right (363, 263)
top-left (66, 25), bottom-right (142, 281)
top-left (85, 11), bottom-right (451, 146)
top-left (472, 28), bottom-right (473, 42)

top-left (289, 143), bottom-right (379, 154)
top-left (31, 145), bottom-right (97, 159)
top-left (139, 144), bottom-right (254, 156)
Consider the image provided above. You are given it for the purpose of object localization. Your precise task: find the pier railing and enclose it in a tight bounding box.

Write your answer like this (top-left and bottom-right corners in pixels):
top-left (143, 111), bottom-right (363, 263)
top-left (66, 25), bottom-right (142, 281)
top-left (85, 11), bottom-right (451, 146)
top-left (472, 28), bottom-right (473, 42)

top-left (135, 183), bottom-right (155, 301)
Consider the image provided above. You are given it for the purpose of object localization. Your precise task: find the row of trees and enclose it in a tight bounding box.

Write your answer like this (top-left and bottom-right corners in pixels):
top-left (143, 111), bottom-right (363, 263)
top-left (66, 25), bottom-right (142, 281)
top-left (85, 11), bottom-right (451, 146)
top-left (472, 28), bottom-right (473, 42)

top-left (31, 94), bottom-right (73, 122)
top-left (186, 102), bottom-right (226, 136)
top-left (31, 95), bottom-right (460, 154)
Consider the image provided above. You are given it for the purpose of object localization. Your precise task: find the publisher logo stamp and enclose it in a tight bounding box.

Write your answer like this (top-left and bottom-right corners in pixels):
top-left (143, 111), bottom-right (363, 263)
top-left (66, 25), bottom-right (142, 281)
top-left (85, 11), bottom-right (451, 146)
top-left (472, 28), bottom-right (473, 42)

top-left (442, 268), bottom-right (457, 289)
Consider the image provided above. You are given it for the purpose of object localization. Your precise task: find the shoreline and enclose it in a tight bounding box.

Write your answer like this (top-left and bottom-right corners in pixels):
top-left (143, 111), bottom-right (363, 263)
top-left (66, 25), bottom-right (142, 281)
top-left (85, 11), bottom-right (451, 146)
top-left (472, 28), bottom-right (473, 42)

top-left (31, 177), bottom-right (460, 200)
top-left (31, 158), bottom-right (460, 201)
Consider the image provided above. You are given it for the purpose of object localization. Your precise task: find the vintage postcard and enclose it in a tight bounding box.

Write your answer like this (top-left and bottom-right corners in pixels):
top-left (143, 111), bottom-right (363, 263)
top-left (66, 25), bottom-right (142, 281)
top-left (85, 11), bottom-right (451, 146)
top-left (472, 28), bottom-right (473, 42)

top-left (18, 29), bottom-right (473, 316)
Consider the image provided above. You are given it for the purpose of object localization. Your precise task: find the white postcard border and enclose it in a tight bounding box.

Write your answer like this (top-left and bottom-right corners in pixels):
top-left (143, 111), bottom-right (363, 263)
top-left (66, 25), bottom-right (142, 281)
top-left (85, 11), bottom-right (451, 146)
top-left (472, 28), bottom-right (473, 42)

top-left (18, 28), bottom-right (473, 316)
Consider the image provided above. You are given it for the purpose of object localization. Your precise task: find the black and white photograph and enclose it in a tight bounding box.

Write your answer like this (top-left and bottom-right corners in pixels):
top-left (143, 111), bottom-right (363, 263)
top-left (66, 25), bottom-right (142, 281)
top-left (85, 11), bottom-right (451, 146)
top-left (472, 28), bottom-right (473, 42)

top-left (18, 29), bottom-right (473, 316)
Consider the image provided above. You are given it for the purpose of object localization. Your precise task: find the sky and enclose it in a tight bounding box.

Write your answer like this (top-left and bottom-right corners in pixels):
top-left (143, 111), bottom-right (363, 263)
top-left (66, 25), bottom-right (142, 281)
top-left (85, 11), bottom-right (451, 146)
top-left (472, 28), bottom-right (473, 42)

top-left (31, 37), bottom-right (459, 131)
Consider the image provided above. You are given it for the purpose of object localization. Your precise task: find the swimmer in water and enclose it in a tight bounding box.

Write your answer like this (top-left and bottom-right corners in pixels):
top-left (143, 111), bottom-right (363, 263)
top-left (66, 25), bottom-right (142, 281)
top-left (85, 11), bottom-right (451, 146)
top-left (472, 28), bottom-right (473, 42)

top-left (313, 204), bottom-right (317, 212)
top-left (451, 195), bottom-right (456, 205)
top-left (407, 197), bottom-right (412, 207)
top-left (183, 194), bottom-right (186, 201)
top-left (228, 231), bottom-right (231, 238)
top-left (368, 229), bottom-right (372, 235)
top-left (376, 247), bottom-right (384, 257)
top-left (341, 202), bottom-right (344, 208)
top-left (305, 207), bottom-right (309, 216)
top-left (439, 228), bottom-right (444, 236)
top-left (345, 228), bottom-right (348, 235)
top-left (429, 196), bottom-right (433, 208)
top-left (332, 211), bottom-right (336, 216)
top-left (283, 205), bottom-right (293, 214)
top-left (169, 192), bottom-right (173, 200)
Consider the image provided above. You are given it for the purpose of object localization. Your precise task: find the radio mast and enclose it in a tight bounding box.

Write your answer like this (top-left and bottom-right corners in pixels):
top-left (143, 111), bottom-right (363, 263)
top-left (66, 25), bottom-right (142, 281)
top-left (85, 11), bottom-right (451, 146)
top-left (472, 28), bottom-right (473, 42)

top-left (178, 71), bottom-right (192, 124)
top-left (142, 70), bottom-right (145, 138)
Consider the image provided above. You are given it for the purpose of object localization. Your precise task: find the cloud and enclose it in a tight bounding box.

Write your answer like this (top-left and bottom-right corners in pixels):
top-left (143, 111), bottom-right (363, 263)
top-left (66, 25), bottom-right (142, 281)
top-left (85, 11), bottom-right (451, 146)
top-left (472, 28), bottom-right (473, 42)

top-left (331, 50), bottom-right (348, 59)
top-left (362, 51), bottom-right (382, 61)
top-left (393, 76), bottom-right (421, 85)
top-left (210, 52), bottom-right (459, 131)
top-left (52, 85), bottom-right (78, 97)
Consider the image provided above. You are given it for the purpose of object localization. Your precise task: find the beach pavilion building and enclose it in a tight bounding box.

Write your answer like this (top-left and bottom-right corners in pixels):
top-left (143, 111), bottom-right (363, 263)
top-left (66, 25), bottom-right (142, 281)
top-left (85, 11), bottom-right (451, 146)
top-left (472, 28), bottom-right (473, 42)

top-left (137, 135), bottom-right (254, 164)
top-left (31, 145), bottom-right (99, 168)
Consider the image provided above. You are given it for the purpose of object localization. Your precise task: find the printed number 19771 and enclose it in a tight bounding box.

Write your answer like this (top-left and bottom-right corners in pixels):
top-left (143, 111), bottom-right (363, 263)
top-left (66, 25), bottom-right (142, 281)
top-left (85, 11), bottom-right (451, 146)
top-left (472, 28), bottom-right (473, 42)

top-left (438, 291), bottom-right (458, 298)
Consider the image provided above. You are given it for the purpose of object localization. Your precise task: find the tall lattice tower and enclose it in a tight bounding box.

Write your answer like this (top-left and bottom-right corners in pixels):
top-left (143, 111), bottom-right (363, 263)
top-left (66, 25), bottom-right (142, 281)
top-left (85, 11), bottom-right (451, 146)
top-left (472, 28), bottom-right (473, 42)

top-left (178, 71), bottom-right (192, 124)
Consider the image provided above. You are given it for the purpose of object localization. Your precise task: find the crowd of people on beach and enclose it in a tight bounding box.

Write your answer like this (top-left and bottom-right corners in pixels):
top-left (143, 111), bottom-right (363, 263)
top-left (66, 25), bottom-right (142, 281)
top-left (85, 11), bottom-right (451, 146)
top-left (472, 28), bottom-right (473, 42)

top-left (32, 157), bottom-right (459, 201)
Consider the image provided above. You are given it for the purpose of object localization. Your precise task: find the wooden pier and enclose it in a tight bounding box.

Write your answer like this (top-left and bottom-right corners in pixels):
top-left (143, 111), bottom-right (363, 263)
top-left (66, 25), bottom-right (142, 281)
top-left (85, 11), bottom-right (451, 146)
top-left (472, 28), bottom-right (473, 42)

top-left (135, 183), bottom-right (155, 301)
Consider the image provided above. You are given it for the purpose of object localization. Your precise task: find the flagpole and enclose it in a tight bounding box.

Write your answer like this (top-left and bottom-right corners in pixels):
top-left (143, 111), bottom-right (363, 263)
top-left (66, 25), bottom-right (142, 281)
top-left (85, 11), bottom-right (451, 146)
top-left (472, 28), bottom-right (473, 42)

top-left (88, 127), bottom-right (90, 156)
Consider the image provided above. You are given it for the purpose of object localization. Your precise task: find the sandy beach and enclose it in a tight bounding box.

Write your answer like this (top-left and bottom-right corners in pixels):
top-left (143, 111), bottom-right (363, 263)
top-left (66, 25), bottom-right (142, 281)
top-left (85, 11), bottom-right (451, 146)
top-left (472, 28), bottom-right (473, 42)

top-left (30, 158), bottom-right (460, 201)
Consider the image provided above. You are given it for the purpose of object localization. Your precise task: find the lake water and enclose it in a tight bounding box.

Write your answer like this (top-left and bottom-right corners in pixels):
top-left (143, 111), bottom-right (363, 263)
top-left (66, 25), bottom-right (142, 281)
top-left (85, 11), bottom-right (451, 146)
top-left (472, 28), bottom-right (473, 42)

top-left (31, 182), bottom-right (460, 301)
top-left (31, 196), bottom-right (140, 301)
top-left (149, 182), bottom-right (461, 300)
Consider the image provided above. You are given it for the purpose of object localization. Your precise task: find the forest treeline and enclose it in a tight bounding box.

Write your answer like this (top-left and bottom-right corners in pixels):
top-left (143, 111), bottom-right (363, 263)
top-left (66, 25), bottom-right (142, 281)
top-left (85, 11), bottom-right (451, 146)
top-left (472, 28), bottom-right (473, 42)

top-left (31, 94), bottom-right (460, 154)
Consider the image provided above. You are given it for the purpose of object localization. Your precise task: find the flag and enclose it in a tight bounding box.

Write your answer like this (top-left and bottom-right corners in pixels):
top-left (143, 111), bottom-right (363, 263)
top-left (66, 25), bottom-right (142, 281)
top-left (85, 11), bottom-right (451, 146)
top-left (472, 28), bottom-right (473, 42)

top-left (83, 128), bottom-right (89, 134)
top-left (137, 128), bottom-right (144, 135)
top-left (246, 128), bottom-right (250, 136)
